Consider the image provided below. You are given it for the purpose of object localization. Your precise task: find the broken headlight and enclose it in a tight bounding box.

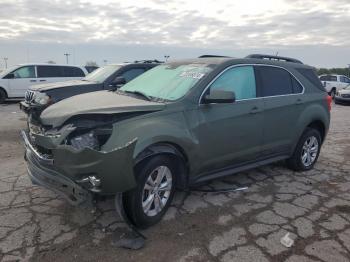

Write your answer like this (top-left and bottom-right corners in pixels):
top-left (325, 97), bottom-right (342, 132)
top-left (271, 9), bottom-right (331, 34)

top-left (68, 126), bottom-right (113, 151)
top-left (34, 92), bottom-right (51, 105)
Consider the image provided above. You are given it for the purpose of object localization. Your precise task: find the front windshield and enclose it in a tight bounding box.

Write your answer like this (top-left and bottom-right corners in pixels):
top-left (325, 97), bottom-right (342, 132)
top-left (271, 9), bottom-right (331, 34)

top-left (0, 65), bottom-right (19, 77)
top-left (120, 63), bottom-right (213, 101)
top-left (84, 65), bottom-right (121, 83)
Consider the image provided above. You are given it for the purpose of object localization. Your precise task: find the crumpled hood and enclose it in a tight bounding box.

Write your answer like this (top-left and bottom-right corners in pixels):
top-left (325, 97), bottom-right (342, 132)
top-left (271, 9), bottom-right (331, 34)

top-left (40, 91), bottom-right (166, 127)
top-left (30, 80), bottom-right (92, 92)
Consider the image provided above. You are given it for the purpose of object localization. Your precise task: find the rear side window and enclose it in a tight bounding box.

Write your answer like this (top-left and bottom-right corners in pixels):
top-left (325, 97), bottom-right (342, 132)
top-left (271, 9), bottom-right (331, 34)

top-left (37, 66), bottom-right (63, 78)
top-left (256, 66), bottom-right (293, 96)
top-left (292, 77), bottom-right (303, 93)
top-left (210, 66), bottom-right (256, 100)
top-left (63, 66), bottom-right (85, 77)
top-left (296, 68), bottom-right (326, 91)
top-left (122, 68), bottom-right (145, 82)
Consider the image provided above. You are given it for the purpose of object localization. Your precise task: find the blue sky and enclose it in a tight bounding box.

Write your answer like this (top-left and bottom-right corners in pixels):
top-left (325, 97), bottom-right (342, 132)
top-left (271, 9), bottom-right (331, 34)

top-left (0, 0), bottom-right (349, 68)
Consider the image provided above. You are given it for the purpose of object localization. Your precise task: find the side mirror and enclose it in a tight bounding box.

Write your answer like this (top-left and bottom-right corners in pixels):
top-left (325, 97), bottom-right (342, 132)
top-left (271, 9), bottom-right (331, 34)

top-left (203, 90), bottom-right (236, 104)
top-left (110, 77), bottom-right (126, 87)
top-left (4, 73), bottom-right (15, 79)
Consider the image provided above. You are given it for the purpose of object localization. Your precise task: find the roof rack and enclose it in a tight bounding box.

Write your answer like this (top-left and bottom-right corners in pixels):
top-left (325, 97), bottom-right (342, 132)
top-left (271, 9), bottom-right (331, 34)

top-left (245, 54), bottom-right (303, 64)
top-left (198, 55), bottom-right (231, 58)
top-left (134, 59), bottom-right (163, 64)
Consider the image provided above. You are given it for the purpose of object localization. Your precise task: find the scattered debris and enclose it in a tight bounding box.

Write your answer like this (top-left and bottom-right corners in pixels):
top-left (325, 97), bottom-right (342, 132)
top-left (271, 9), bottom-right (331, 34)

top-left (280, 232), bottom-right (294, 248)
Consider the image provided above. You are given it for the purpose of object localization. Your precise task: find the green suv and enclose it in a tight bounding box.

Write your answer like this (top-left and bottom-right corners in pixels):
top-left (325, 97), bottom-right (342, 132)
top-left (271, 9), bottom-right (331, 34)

top-left (22, 54), bottom-right (331, 228)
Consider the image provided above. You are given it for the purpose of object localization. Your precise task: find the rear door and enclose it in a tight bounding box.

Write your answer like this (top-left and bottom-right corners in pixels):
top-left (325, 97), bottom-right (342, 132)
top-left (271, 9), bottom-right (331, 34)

top-left (37, 65), bottom-right (64, 84)
top-left (193, 65), bottom-right (264, 174)
top-left (7, 65), bottom-right (36, 97)
top-left (255, 65), bottom-right (304, 157)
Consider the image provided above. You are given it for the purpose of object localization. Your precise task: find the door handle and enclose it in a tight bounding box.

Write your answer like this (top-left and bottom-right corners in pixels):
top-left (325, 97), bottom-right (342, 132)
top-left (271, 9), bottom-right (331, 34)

top-left (30, 80), bottom-right (37, 82)
top-left (295, 98), bottom-right (303, 105)
top-left (250, 106), bottom-right (260, 114)
top-left (39, 79), bottom-right (47, 82)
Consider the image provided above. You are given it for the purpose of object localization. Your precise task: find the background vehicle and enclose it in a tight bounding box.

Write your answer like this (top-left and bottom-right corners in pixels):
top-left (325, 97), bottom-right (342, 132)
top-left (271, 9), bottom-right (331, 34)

top-left (319, 74), bottom-right (350, 98)
top-left (84, 66), bottom-right (99, 73)
top-left (335, 85), bottom-right (350, 104)
top-left (22, 55), bottom-right (330, 228)
top-left (0, 64), bottom-right (88, 103)
top-left (20, 60), bottom-right (162, 119)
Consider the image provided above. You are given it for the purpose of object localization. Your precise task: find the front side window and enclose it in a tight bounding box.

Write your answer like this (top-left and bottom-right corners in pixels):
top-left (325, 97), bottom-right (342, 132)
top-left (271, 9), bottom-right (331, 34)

top-left (122, 68), bottom-right (145, 82)
top-left (258, 66), bottom-right (293, 96)
top-left (11, 66), bottom-right (35, 78)
top-left (209, 66), bottom-right (256, 100)
top-left (37, 66), bottom-right (63, 78)
top-left (120, 64), bottom-right (213, 101)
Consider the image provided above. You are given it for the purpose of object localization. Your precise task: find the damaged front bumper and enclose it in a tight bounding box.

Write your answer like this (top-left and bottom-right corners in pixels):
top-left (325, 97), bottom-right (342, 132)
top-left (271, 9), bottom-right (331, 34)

top-left (21, 130), bottom-right (137, 205)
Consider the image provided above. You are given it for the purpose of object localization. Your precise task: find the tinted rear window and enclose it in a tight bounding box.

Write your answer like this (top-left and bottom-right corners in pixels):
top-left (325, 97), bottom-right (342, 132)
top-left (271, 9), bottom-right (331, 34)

top-left (297, 68), bottom-right (326, 91)
top-left (63, 66), bottom-right (85, 77)
top-left (257, 66), bottom-right (293, 96)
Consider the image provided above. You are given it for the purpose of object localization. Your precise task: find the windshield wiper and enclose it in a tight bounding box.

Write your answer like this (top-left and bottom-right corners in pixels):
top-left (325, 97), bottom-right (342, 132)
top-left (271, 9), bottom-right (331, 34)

top-left (123, 90), bottom-right (152, 101)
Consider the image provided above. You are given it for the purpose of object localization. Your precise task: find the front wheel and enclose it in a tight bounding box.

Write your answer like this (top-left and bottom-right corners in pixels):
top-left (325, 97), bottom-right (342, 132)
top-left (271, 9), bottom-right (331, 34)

top-left (0, 89), bottom-right (6, 104)
top-left (122, 155), bottom-right (176, 229)
top-left (287, 128), bottom-right (322, 171)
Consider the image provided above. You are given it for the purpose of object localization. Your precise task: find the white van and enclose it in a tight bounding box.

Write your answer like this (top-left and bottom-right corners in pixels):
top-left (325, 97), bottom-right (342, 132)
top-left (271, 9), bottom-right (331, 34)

top-left (0, 64), bottom-right (88, 103)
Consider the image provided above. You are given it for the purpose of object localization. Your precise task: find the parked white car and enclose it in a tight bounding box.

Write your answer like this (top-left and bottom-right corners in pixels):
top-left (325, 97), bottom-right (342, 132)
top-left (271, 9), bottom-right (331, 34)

top-left (0, 64), bottom-right (88, 103)
top-left (319, 74), bottom-right (350, 98)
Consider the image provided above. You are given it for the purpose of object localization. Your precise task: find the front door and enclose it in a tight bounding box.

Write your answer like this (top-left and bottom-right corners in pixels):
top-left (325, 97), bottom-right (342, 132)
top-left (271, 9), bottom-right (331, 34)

top-left (191, 65), bottom-right (264, 174)
top-left (7, 65), bottom-right (36, 97)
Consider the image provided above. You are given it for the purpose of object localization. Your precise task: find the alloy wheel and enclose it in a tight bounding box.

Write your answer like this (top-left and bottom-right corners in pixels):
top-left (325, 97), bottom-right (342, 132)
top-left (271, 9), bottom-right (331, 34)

top-left (142, 166), bottom-right (172, 217)
top-left (301, 136), bottom-right (319, 167)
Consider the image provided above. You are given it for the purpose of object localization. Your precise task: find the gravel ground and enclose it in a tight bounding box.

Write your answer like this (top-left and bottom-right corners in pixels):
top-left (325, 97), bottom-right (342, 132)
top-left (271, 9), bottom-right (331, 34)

top-left (0, 101), bottom-right (349, 262)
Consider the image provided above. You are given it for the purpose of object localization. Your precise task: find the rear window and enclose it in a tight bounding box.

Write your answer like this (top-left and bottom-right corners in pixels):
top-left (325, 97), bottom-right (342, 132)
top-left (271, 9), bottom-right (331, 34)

top-left (256, 66), bottom-right (294, 96)
top-left (296, 68), bottom-right (326, 91)
top-left (63, 66), bottom-right (85, 77)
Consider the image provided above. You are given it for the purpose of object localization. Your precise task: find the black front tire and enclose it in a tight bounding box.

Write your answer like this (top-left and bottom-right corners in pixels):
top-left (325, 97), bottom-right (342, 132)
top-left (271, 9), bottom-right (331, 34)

top-left (0, 89), bottom-right (6, 104)
top-left (287, 128), bottom-right (322, 171)
top-left (122, 155), bottom-right (177, 229)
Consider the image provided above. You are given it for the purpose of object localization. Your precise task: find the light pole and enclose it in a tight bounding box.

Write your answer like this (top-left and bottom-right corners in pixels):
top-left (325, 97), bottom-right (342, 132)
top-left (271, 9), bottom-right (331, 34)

top-left (64, 53), bottom-right (71, 64)
top-left (3, 57), bottom-right (8, 68)
top-left (164, 55), bottom-right (170, 62)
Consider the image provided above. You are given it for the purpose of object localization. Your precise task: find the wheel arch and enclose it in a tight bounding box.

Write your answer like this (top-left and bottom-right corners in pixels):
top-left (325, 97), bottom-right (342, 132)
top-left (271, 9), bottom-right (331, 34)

top-left (0, 87), bottom-right (8, 98)
top-left (307, 120), bottom-right (326, 142)
top-left (135, 142), bottom-right (190, 189)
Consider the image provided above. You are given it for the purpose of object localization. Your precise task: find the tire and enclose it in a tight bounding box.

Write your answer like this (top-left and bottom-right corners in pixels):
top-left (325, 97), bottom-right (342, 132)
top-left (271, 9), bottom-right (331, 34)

top-left (0, 89), bottom-right (6, 104)
top-left (122, 155), bottom-right (177, 229)
top-left (287, 128), bottom-right (322, 171)
top-left (330, 88), bottom-right (336, 99)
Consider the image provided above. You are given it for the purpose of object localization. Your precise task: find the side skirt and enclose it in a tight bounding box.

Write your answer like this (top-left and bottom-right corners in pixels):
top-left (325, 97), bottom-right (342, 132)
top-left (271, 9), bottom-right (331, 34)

top-left (190, 155), bottom-right (289, 186)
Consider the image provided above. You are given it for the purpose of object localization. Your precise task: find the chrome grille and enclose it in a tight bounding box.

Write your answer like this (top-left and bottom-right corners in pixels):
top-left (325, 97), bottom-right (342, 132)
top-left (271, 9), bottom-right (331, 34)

top-left (342, 94), bottom-right (350, 98)
top-left (25, 90), bottom-right (36, 103)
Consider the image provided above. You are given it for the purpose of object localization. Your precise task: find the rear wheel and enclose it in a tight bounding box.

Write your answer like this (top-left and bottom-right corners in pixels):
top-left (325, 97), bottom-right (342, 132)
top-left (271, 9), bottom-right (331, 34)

top-left (122, 155), bottom-right (177, 229)
top-left (287, 128), bottom-right (322, 171)
top-left (0, 89), bottom-right (6, 104)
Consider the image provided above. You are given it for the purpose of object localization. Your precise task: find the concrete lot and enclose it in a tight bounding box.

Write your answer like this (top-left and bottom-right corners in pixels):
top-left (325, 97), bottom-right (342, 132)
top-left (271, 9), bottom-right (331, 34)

top-left (0, 102), bottom-right (349, 262)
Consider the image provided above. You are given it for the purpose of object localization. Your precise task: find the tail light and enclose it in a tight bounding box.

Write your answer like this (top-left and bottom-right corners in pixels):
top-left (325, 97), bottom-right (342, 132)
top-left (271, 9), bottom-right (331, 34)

top-left (326, 95), bottom-right (332, 111)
